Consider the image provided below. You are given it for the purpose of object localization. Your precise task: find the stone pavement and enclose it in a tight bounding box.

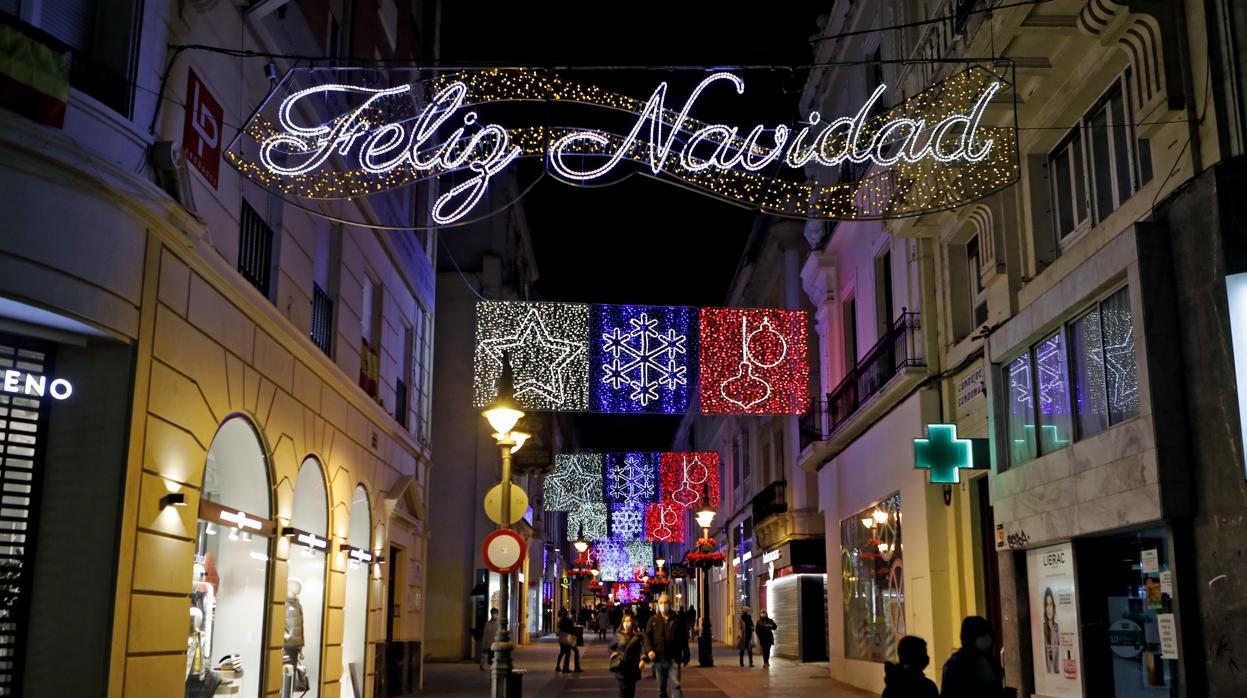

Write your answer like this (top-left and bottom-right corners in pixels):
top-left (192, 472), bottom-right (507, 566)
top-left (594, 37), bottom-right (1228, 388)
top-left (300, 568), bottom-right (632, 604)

top-left (417, 635), bottom-right (879, 697)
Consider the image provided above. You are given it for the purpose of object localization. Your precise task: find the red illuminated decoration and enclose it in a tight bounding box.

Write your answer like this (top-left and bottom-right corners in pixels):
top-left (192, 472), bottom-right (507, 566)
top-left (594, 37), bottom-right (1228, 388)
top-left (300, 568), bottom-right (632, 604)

top-left (645, 502), bottom-right (685, 543)
top-left (684, 537), bottom-right (726, 569)
top-left (660, 452), bottom-right (720, 510)
top-left (699, 308), bottom-right (809, 414)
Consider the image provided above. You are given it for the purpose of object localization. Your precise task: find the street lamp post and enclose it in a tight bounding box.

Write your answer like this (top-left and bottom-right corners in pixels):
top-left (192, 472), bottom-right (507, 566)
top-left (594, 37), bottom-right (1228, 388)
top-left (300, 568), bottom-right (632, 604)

top-left (482, 360), bottom-right (528, 698)
top-left (695, 493), bottom-right (717, 667)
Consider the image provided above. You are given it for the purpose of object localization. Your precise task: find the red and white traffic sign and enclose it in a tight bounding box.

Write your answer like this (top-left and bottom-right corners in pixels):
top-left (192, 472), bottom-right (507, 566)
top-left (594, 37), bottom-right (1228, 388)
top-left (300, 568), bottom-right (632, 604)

top-left (482, 529), bottom-right (526, 574)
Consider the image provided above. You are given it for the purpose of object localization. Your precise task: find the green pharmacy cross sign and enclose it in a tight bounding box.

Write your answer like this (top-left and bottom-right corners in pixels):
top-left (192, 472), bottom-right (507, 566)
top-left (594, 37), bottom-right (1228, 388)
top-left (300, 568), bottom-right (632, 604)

top-left (913, 424), bottom-right (990, 484)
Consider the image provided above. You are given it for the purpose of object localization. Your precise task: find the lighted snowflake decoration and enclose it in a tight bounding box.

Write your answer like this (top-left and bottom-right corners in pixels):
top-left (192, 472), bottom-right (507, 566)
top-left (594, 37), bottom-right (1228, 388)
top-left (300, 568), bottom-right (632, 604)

top-left (606, 452), bottom-right (659, 505)
top-left (595, 541), bottom-right (633, 581)
top-left (566, 502), bottom-right (608, 542)
top-left (589, 305), bottom-right (698, 413)
top-left (609, 503), bottom-right (645, 541)
top-left (543, 454), bottom-right (604, 512)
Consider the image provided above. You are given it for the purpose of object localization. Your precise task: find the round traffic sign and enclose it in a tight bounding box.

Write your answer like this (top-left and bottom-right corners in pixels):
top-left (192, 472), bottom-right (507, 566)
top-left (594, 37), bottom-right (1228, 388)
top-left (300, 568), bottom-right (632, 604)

top-left (482, 529), bottom-right (526, 574)
top-left (484, 482), bottom-right (529, 525)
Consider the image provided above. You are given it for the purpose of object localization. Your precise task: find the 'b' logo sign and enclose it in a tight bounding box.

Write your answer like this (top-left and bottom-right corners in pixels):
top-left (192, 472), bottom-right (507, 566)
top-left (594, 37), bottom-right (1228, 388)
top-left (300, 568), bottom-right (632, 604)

top-left (183, 67), bottom-right (223, 188)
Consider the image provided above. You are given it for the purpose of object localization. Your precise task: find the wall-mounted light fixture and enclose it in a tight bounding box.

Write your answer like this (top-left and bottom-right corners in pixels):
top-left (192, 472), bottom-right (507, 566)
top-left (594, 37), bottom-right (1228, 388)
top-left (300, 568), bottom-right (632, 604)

top-left (160, 492), bottom-right (187, 509)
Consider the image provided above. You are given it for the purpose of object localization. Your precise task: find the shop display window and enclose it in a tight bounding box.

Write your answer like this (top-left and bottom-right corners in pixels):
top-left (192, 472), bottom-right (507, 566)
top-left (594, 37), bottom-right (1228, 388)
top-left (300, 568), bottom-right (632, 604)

top-left (840, 493), bottom-right (903, 662)
top-left (282, 459), bottom-right (329, 698)
top-left (189, 418), bottom-right (273, 698)
top-left (341, 485), bottom-right (372, 698)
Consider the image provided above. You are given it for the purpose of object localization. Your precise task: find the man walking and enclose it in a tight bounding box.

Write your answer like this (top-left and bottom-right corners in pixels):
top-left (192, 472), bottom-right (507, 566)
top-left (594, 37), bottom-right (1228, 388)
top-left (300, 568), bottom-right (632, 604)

top-left (480, 608), bottom-right (499, 671)
top-left (643, 593), bottom-right (689, 698)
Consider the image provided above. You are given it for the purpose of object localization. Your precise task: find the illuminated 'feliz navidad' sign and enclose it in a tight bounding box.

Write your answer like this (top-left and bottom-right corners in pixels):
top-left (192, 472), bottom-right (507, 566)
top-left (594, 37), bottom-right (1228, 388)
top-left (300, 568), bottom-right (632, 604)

top-left (227, 66), bottom-right (1018, 226)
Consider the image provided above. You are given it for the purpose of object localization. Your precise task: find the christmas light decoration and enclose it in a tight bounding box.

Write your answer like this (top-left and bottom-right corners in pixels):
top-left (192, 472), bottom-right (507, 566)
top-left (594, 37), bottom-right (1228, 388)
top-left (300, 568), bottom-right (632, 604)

top-left (227, 66), bottom-right (1018, 226)
top-left (589, 305), bottom-right (698, 413)
top-left (474, 301), bottom-right (589, 411)
top-left (605, 452), bottom-right (660, 506)
top-left (645, 502), bottom-right (686, 543)
top-left (566, 503), bottom-right (608, 542)
top-left (609, 502), bottom-right (646, 541)
top-left (613, 582), bottom-right (643, 604)
top-left (699, 308), bottom-right (809, 414)
top-left (595, 541), bottom-right (632, 581)
top-left (624, 541), bottom-right (655, 575)
top-left (660, 452), bottom-right (720, 509)
top-left (543, 454), bottom-right (604, 511)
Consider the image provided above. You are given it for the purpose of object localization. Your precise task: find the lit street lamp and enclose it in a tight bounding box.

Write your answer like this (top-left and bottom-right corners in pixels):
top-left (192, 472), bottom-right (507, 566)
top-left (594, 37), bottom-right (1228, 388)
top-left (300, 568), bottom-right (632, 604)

top-left (482, 359), bottom-right (526, 698)
top-left (695, 488), bottom-right (717, 667)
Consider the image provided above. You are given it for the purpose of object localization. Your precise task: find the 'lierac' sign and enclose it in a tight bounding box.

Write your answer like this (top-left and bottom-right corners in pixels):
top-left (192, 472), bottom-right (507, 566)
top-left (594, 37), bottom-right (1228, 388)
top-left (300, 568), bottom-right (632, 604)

top-left (227, 65), bottom-right (1017, 226)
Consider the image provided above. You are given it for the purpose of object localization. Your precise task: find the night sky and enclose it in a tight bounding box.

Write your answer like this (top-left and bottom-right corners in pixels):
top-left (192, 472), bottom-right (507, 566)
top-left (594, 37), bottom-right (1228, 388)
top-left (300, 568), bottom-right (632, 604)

top-left (440, 3), bottom-right (822, 450)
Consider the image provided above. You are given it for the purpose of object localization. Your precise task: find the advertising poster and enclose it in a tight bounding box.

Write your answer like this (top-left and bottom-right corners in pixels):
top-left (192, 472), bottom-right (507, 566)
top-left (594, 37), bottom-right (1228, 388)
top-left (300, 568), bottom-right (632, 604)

top-left (1027, 543), bottom-right (1084, 698)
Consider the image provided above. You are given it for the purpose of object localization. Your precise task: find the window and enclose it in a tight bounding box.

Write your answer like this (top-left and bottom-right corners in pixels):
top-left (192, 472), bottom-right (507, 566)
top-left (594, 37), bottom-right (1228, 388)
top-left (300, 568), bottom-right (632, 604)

top-left (966, 235), bottom-right (988, 328)
top-left (843, 297), bottom-right (858, 373)
top-left (411, 304), bottom-right (433, 440)
top-left (310, 284), bottom-right (334, 357)
top-left (1005, 286), bottom-right (1139, 468)
top-left (359, 276), bottom-right (381, 397)
top-left (842, 493), bottom-right (903, 662)
top-left (397, 322), bottom-right (413, 427)
top-left (875, 249), bottom-right (894, 337)
top-left (738, 431), bottom-right (751, 483)
top-left (238, 200), bottom-right (274, 298)
top-left (34, 0), bottom-right (141, 117)
top-left (1048, 71), bottom-right (1153, 241)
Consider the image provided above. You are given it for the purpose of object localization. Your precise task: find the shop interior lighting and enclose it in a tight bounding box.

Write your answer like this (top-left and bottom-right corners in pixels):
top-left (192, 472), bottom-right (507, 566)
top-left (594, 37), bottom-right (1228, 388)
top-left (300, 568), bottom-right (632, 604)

top-left (872, 509), bottom-right (889, 525)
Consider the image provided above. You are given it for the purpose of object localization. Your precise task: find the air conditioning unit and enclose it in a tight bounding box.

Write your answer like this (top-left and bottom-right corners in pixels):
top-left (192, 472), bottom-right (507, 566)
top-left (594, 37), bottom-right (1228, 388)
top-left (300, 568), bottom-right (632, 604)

top-left (151, 140), bottom-right (197, 212)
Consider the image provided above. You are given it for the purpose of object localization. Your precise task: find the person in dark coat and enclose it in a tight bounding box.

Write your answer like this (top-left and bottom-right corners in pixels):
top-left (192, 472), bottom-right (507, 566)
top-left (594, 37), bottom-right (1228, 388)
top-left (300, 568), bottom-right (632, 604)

top-left (557, 609), bottom-right (583, 673)
top-left (736, 607), bottom-right (755, 667)
top-left (610, 610), bottom-right (646, 698)
top-left (643, 593), bottom-right (689, 698)
top-left (941, 616), bottom-right (1008, 698)
top-left (883, 635), bottom-right (939, 698)
top-left (754, 610), bottom-right (777, 667)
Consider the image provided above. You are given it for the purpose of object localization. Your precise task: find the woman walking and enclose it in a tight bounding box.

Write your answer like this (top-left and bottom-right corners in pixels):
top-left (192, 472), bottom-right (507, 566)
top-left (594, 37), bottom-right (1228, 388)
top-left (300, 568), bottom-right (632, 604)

top-left (556, 609), bottom-right (583, 673)
top-left (609, 610), bottom-right (645, 698)
top-left (737, 607), bottom-right (755, 667)
top-left (754, 610), bottom-right (777, 668)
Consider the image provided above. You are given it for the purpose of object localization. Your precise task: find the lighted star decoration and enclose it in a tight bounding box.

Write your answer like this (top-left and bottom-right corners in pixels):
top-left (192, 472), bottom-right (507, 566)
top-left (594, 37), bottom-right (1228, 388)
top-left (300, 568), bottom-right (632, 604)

top-left (474, 301), bottom-right (589, 411)
top-left (624, 541), bottom-right (655, 575)
top-left (566, 503), bottom-right (609, 542)
top-left (543, 454), bottom-right (604, 512)
top-left (606, 452), bottom-right (659, 506)
top-left (1100, 307), bottom-right (1139, 415)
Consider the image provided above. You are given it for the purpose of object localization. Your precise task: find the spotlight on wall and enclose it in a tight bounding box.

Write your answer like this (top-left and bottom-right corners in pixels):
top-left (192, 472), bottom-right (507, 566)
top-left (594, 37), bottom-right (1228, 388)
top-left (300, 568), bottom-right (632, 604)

top-left (160, 492), bottom-right (187, 509)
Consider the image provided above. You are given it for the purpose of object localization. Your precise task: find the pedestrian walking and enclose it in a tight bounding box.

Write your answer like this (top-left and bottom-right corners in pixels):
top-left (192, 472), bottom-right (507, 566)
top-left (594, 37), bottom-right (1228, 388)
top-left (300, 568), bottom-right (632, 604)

top-left (643, 593), bottom-right (689, 698)
top-left (736, 607), bottom-right (754, 667)
top-left (479, 608), bottom-right (499, 671)
top-left (882, 635), bottom-right (938, 698)
top-left (754, 610), bottom-right (777, 668)
top-left (556, 609), bottom-right (583, 673)
top-left (940, 616), bottom-right (1014, 698)
top-left (685, 605), bottom-right (697, 640)
top-left (609, 610), bottom-right (645, 698)
top-left (597, 606), bottom-right (612, 640)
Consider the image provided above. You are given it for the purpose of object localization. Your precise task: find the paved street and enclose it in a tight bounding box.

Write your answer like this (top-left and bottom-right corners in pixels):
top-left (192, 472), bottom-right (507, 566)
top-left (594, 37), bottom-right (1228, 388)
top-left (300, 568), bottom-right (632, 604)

top-left (418, 636), bottom-right (878, 697)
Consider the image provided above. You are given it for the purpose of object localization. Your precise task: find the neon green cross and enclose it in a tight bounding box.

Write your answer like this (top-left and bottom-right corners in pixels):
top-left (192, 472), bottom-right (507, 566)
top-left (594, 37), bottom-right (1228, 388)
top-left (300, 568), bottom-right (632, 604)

top-left (913, 424), bottom-right (988, 484)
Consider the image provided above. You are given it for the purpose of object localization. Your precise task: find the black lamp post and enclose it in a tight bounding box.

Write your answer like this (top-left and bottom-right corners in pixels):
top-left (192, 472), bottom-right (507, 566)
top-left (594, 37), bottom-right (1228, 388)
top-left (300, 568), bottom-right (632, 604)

top-left (694, 486), bottom-right (717, 667)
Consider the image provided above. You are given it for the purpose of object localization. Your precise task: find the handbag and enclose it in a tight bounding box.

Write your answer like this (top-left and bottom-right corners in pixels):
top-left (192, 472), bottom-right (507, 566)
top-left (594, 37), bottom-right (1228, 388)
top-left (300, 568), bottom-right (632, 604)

top-left (292, 666), bottom-right (310, 693)
top-left (559, 631), bottom-right (576, 647)
top-left (608, 651), bottom-right (624, 673)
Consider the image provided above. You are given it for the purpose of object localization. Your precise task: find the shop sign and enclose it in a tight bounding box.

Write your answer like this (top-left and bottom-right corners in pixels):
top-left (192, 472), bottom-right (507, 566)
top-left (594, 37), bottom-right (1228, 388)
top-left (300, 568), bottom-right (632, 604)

top-left (1026, 543), bottom-right (1084, 698)
top-left (761, 550), bottom-right (781, 565)
top-left (954, 364), bottom-right (985, 420)
top-left (344, 544), bottom-right (375, 564)
top-left (996, 522), bottom-right (1031, 550)
top-left (913, 423), bottom-right (989, 484)
top-left (2, 369), bottom-right (72, 399)
top-left (227, 66), bottom-right (1018, 227)
top-left (183, 67), bottom-right (223, 188)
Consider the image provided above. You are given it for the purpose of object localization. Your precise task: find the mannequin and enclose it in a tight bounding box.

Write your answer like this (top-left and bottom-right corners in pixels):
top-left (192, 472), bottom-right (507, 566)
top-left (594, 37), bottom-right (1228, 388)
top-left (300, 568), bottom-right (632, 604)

top-left (284, 578), bottom-right (305, 665)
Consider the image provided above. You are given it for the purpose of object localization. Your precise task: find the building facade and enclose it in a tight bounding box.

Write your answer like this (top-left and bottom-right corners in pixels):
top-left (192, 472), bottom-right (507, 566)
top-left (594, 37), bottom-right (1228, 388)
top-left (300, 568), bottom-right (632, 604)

top-left (0, 1), bottom-right (439, 697)
top-left (798, 1), bottom-right (1247, 697)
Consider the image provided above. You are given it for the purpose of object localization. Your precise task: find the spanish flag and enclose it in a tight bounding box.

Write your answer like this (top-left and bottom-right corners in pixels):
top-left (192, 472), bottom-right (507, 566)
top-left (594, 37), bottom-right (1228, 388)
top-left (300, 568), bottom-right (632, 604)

top-left (0, 16), bottom-right (70, 127)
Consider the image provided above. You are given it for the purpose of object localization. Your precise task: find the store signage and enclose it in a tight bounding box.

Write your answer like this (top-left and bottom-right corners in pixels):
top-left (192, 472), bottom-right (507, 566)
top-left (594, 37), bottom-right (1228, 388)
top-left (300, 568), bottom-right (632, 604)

top-left (227, 66), bottom-right (1018, 227)
top-left (913, 423), bottom-right (990, 484)
top-left (219, 508), bottom-right (262, 531)
top-left (345, 545), bottom-right (375, 564)
top-left (283, 527), bottom-right (329, 551)
top-left (1027, 543), bottom-right (1084, 698)
top-left (954, 364), bottom-right (985, 420)
top-left (2, 370), bottom-right (72, 400)
top-left (183, 67), bottom-right (223, 188)
top-left (761, 550), bottom-right (781, 564)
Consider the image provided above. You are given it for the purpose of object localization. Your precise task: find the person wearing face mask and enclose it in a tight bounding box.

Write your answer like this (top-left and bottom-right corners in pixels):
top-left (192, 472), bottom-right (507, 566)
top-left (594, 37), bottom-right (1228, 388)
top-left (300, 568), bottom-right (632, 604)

top-left (940, 616), bottom-right (1009, 698)
top-left (610, 610), bottom-right (645, 698)
top-left (754, 610), bottom-right (777, 668)
top-left (643, 593), bottom-right (689, 698)
top-left (882, 635), bottom-right (938, 698)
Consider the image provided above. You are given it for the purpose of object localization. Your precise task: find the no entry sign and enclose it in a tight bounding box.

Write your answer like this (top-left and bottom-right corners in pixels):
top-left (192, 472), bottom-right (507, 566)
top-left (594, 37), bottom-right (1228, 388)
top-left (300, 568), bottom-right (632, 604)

top-left (482, 529), bottom-right (526, 574)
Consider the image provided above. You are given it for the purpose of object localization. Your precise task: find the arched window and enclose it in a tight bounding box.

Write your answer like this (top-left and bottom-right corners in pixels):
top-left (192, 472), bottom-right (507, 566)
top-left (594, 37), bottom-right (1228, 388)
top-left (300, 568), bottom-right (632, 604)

top-left (190, 416), bottom-right (274, 698)
top-left (284, 458), bottom-right (329, 698)
top-left (341, 485), bottom-right (372, 697)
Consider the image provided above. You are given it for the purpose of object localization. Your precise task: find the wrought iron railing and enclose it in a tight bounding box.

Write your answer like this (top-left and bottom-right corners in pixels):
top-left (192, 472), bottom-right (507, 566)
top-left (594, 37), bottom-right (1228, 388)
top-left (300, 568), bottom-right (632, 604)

top-left (828, 311), bottom-right (924, 433)
top-left (799, 398), bottom-right (829, 449)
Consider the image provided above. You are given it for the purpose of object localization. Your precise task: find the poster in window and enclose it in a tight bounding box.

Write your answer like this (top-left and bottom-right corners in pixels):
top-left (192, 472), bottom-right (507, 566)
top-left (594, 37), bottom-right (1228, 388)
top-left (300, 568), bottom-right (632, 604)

top-left (1027, 543), bottom-right (1084, 697)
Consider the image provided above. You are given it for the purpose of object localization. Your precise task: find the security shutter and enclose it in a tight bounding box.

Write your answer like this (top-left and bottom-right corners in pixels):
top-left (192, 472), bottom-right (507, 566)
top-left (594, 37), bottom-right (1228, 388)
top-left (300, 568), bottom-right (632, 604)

top-left (0, 334), bottom-right (53, 696)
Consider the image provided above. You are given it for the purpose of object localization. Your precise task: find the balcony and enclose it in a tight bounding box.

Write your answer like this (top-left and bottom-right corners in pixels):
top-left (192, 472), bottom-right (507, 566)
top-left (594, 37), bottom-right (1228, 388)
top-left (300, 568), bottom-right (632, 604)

top-left (799, 311), bottom-right (928, 472)
top-left (828, 311), bottom-right (924, 434)
top-left (751, 480), bottom-right (788, 525)
top-left (799, 399), bottom-right (829, 450)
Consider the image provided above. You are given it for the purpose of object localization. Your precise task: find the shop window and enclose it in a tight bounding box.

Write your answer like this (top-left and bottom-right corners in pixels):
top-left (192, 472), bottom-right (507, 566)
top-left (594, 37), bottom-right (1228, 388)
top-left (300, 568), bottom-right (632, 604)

top-left (841, 493), bottom-right (903, 663)
top-left (341, 485), bottom-right (372, 697)
top-left (191, 417), bottom-right (274, 698)
top-left (282, 459), bottom-right (329, 698)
